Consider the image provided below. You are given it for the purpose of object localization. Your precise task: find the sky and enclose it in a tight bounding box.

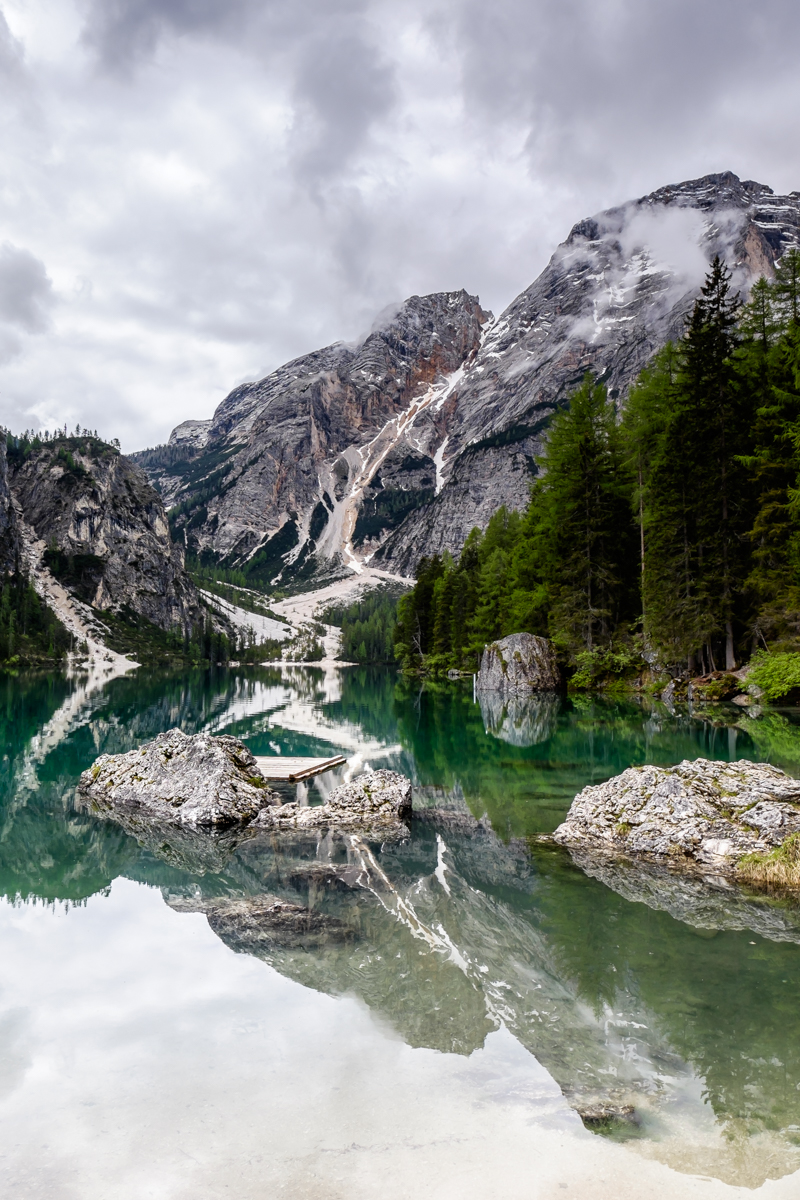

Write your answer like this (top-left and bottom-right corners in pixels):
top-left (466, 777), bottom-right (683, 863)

top-left (1, 0), bottom-right (800, 452)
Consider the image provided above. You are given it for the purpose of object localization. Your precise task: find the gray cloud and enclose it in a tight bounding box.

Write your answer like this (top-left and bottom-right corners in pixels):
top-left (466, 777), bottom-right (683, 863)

top-left (79, 0), bottom-right (252, 69)
top-left (0, 0), bottom-right (799, 450)
top-left (0, 243), bottom-right (54, 333)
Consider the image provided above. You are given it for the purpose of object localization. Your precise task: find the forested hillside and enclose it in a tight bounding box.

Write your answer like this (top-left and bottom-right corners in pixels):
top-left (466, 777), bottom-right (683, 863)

top-left (395, 253), bottom-right (800, 685)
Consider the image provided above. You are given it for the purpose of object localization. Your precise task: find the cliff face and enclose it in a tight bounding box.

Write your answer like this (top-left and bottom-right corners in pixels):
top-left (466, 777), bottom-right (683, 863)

top-left (134, 172), bottom-right (800, 581)
top-left (133, 290), bottom-right (489, 582)
top-left (0, 441), bottom-right (21, 574)
top-left (7, 438), bottom-right (201, 632)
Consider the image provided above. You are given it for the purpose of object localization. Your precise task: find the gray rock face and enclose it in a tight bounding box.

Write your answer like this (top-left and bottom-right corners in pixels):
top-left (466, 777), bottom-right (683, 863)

top-left (132, 291), bottom-right (488, 580)
top-left (253, 768), bottom-right (412, 835)
top-left (132, 172), bottom-right (800, 583)
top-left (8, 438), bottom-right (201, 632)
top-left (553, 758), bottom-right (800, 871)
top-left (78, 729), bottom-right (282, 827)
top-left (0, 440), bottom-right (21, 574)
top-left (477, 633), bottom-right (561, 694)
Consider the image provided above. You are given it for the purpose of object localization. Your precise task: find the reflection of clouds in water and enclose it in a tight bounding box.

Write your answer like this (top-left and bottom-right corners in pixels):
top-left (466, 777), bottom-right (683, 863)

top-left (3, 877), bottom-right (782, 1200)
top-left (0, 880), bottom-right (622, 1200)
top-left (0, 1007), bottom-right (32, 1103)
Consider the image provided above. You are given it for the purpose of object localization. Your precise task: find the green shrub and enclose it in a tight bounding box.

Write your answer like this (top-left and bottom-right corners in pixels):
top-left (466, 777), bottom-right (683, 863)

top-left (747, 650), bottom-right (800, 702)
top-left (569, 645), bottom-right (645, 691)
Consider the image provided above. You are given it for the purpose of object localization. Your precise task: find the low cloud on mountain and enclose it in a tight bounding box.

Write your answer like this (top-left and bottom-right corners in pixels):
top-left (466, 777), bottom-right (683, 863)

top-left (0, 0), bottom-right (799, 448)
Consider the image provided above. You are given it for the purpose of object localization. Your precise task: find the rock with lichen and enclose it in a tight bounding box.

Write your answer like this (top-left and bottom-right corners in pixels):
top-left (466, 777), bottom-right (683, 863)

top-left (252, 768), bottom-right (412, 836)
top-left (553, 757), bottom-right (800, 874)
top-left (78, 729), bottom-right (281, 827)
top-left (477, 632), bottom-right (560, 695)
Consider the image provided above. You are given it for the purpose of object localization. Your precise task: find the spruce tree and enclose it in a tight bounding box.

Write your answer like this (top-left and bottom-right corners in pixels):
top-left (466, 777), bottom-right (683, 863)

top-left (774, 248), bottom-right (800, 329)
top-left (684, 256), bottom-right (747, 668)
top-left (738, 274), bottom-right (800, 643)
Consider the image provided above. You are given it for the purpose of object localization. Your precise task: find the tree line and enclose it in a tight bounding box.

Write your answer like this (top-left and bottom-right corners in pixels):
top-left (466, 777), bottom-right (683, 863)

top-left (322, 588), bottom-right (401, 663)
top-left (395, 253), bottom-right (800, 684)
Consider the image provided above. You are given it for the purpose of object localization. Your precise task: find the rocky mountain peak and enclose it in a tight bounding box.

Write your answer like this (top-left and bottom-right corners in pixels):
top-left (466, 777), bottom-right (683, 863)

top-left (132, 172), bottom-right (800, 585)
top-left (133, 289), bottom-right (490, 582)
top-left (375, 171), bottom-right (800, 573)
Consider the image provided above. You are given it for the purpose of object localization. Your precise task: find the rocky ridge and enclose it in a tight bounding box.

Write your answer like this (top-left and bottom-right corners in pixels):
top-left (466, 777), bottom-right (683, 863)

top-left (133, 291), bottom-right (488, 584)
top-left (8, 437), bottom-right (201, 634)
top-left (376, 173), bottom-right (800, 571)
top-left (133, 172), bottom-right (800, 582)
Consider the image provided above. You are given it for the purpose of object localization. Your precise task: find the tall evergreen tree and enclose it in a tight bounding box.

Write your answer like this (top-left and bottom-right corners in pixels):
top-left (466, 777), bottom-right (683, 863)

top-left (529, 374), bottom-right (636, 654)
top-left (774, 247), bottom-right (800, 329)
top-left (682, 255), bottom-right (747, 669)
top-left (738, 270), bottom-right (800, 643)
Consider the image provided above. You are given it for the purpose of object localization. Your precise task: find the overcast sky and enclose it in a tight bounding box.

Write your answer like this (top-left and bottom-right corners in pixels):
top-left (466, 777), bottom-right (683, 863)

top-left (1, 0), bottom-right (799, 451)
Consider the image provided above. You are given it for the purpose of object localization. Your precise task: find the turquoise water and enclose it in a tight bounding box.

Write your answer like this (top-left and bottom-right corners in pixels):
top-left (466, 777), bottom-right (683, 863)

top-left (2, 664), bottom-right (800, 1198)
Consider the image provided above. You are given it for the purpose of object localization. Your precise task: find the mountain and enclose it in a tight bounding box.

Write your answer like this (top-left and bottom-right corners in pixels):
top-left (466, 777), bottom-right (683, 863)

top-left (132, 290), bottom-right (488, 586)
top-left (133, 172), bottom-right (800, 583)
top-left (3, 434), bottom-right (202, 658)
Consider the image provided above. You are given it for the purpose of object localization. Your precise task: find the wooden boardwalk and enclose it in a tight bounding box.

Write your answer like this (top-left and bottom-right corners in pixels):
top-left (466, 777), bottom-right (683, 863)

top-left (254, 754), bottom-right (347, 782)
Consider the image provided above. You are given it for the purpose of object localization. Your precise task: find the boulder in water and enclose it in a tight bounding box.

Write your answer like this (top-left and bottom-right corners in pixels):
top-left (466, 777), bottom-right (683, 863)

top-left (553, 758), bottom-right (800, 880)
top-left (252, 768), bottom-right (412, 835)
top-left (78, 729), bottom-right (281, 827)
top-left (477, 633), bottom-right (560, 694)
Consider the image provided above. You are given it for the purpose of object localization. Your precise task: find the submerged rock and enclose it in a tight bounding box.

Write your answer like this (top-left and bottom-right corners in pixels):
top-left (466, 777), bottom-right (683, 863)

top-left (567, 847), bottom-right (800, 944)
top-left (477, 632), bottom-right (560, 695)
top-left (78, 729), bottom-right (281, 827)
top-left (553, 758), bottom-right (800, 877)
top-left (252, 768), bottom-right (412, 837)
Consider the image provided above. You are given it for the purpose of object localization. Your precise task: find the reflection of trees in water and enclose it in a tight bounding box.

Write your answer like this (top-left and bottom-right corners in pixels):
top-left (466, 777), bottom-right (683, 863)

top-left (0, 667), bottom-right (295, 903)
top-left (6, 666), bottom-right (800, 1185)
top-left (112, 803), bottom-right (800, 1188)
top-left (533, 842), bottom-right (800, 1182)
top-left (326, 666), bottom-right (400, 743)
top-left (392, 684), bottom-right (800, 839)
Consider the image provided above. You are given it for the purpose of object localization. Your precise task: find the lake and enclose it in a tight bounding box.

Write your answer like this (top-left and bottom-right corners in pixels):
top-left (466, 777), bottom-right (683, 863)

top-left (2, 664), bottom-right (800, 1199)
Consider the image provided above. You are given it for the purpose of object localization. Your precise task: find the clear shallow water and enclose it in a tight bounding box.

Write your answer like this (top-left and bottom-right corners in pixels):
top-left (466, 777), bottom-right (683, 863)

top-left (2, 666), bottom-right (800, 1198)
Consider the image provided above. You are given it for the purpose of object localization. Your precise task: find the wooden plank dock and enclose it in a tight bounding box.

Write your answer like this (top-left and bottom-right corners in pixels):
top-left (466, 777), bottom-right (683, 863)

top-left (254, 754), bottom-right (347, 782)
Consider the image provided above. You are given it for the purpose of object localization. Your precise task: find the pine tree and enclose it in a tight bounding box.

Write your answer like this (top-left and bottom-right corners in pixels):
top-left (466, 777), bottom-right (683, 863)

top-left (774, 248), bottom-right (800, 329)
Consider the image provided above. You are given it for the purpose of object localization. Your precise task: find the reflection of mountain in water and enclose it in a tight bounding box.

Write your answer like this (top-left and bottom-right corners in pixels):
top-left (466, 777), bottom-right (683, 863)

top-left (153, 804), bottom-right (800, 1188)
top-left (6, 665), bottom-right (800, 1187)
